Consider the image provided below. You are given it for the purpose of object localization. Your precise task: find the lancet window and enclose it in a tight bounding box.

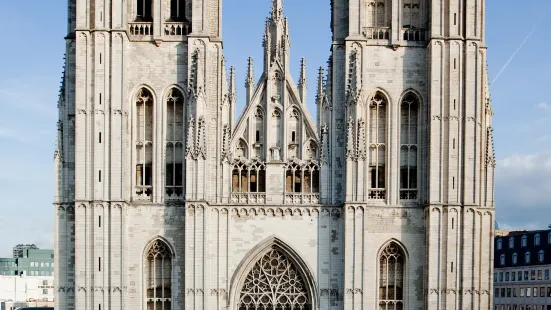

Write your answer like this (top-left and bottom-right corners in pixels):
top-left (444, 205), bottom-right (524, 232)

top-left (366, 0), bottom-right (392, 28)
top-left (253, 108), bottom-right (264, 158)
top-left (285, 161), bottom-right (319, 193)
top-left (238, 248), bottom-right (311, 310)
top-left (135, 88), bottom-right (154, 198)
top-left (402, 0), bottom-right (421, 28)
top-left (169, 0), bottom-right (186, 21)
top-left (232, 160), bottom-right (266, 193)
top-left (165, 88), bottom-right (184, 198)
top-left (368, 92), bottom-right (387, 199)
top-left (399, 93), bottom-right (419, 200)
top-left (287, 109), bottom-right (300, 159)
top-left (136, 0), bottom-right (153, 21)
top-left (379, 242), bottom-right (405, 310)
top-left (145, 240), bottom-right (172, 310)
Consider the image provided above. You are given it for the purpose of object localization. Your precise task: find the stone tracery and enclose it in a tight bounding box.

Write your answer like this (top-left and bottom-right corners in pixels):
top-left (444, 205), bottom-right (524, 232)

top-left (238, 248), bottom-right (311, 310)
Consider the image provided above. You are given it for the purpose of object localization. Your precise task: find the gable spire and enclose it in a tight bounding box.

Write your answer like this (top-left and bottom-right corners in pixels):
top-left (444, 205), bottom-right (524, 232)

top-left (263, 0), bottom-right (291, 72)
top-left (246, 57), bottom-right (254, 106)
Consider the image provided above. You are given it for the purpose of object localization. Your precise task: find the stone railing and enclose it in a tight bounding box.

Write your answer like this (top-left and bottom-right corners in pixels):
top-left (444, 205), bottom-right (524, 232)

top-left (231, 193), bottom-right (267, 204)
top-left (362, 27), bottom-right (390, 40)
top-left (400, 189), bottom-right (418, 200)
top-left (165, 186), bottom-right (184, 200)
top-left (164, 22), bottom-right (191, 38)
top-left (368, 189), bottom-right (386, 200)
top-left (284, 193), bottom-right (320, 205)
top-left (135, 186), bottom-right (153, 199)
top-left (129, 22), bottom-right (153, 38)
top-left (402, 28), bottom-right (427, 42)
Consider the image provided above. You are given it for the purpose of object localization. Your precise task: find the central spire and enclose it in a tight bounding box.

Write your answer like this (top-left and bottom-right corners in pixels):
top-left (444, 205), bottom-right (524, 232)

top-left (271, 0), bottom-right (283, 21)
top-left (263, 0), bottom-right (290, 72)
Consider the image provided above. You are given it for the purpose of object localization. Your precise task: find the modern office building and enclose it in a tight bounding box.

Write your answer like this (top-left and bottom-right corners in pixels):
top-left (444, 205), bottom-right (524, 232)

top-left (494, 229), bottom-right (551, 310)
top-left (0, 246), bottom-right (54, 276)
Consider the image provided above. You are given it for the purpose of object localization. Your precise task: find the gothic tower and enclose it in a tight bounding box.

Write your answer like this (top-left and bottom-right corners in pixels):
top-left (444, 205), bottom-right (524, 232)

top-left (325, 0), bottom-right (495, 308)
top-left (55, 0), bottom-right (495, 309)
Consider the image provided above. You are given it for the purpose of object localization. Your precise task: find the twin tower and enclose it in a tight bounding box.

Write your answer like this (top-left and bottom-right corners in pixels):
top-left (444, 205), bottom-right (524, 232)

top-left (54, 0), bottom-right (495, 309)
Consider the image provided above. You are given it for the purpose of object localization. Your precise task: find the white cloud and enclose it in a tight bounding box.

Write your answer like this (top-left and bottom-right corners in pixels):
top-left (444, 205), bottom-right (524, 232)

top-left (536, 102), bottom-right (550, 111)
top-left (496, 152), bottom-right (551, 230)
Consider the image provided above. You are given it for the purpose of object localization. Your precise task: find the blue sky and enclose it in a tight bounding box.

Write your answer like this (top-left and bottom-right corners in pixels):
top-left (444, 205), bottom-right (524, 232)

top-left (0, 0), bottom-right (549, 257)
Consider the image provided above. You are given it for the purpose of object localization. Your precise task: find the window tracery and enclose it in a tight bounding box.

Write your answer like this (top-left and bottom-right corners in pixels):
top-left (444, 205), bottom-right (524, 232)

top-left (285, 161), bottom-right (319, 193)
top-left (366, 0), bottom-right (392, 28)
top-left (232, 159), bottom-right (266, 193)
top-left (379, 242), bottom-right (405, 310)
top-left (238, 248), bottom-right (311, 310)
top-left (135, 88), bottom-right (154, 198)
top-left (145, 240), bottom-right (172, 310)
top-left (165, 88), bottom-right (184, 198)
top-left (368, 92), bottom-right (387, 199)
top-left (399, 93), bottom-right (419, 200)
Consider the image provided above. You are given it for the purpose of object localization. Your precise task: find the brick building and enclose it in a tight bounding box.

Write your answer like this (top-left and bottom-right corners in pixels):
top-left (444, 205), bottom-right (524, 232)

top-left (54, 0), bottom-right (496, 309)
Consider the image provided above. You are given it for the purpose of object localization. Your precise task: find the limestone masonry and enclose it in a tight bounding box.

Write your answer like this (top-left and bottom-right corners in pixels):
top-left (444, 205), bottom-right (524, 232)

top-left (54, 0), bottom-right (496, 309)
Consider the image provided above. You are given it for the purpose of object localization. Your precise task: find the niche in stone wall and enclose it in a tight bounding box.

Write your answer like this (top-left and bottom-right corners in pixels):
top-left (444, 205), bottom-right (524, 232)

top-left (270, 109), bottom-right (283, 161)
top-left (287, 108), bottom-right (300, 159)
top-left (253, 107), bottom-right (264, 159)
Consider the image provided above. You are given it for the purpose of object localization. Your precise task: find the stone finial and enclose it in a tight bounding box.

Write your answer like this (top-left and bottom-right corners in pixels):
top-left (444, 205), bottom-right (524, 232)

top-left (229, 66), bottom-right (236, 99)
top-left (298, 58), bottom-right (307, 104)
top-left (246, 58), bottom-right (254, 105)
top-left (316, 66), bottom-right (324, 104)
top-left (246, 57), bottom-right (254, 87)
top-left (299, 58), bottom-right (307, 87)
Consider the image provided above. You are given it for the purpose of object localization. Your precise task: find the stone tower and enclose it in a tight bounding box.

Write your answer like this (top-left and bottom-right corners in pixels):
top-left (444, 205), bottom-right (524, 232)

top-left (54, 0), bottom-right (495, 309)
top-left (326, 0), bottom-right (496, 308)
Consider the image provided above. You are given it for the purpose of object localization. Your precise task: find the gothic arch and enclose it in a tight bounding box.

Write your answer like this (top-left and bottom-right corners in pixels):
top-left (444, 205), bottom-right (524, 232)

top-left (229, 236), bottom-right (319, 310)
top-left (376, 239), bottom-right (408, 310)
top-left (142, 236), bottom-right (176, 310)
top-left (142, 236), bottom-right (176, 260)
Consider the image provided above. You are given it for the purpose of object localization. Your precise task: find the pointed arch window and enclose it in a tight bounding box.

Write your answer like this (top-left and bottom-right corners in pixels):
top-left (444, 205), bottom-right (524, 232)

top-left (509, 237), bottom-right (515, 249)
top-left (136, 0), bottom-right (152, 22)
top-left (522, 235), bottom-right (528, 247)
top-left (169, 0), bottom-right (186, 21)
top-left (366, 0), bottom-right (392, 28)
top-left (135, 88), bottom-right (154, 198)
top-left (525, 252), bottom-right (531, 264)
top-left (238, 248), bottom-right (311, 310)
top-left (512, 253), bottom-right (518, 265)
top-left (145, 240), bottom-right (172, 310)
top-left (535, 234), bottom-right (541, 246)
top-left (379, 242), bottom-right (405, 310)
top-left (539, 250), bottom-right (544, 263)
top-left (499, 254), bottom-right (505, 266)
top-left (368, 92), bottom-right (387, 199)
top-left (497, 239), bottom-right (502, 250)
top-left (165, 88), bottom-right (184, 199)
top-left (400, 93), bottom-right (419, 200)
top-left (232, 160), bottom-right (265, 193)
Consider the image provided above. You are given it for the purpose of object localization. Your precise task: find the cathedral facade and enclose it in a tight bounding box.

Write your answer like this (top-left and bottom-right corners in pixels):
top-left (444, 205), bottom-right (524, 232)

top-left (54, 0), bottom-right (496, 309)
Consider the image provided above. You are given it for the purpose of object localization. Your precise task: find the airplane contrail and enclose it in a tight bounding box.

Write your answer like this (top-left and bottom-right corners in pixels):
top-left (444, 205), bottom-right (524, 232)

top-left (491, 7), bottom-right (549, 85)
